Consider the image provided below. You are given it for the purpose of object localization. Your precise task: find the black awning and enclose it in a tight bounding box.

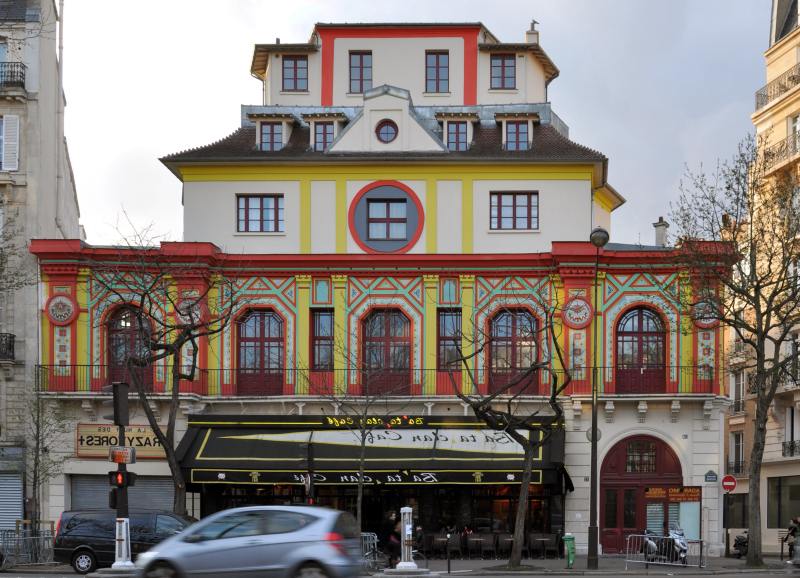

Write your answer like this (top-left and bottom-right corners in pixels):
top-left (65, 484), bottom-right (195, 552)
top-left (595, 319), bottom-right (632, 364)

top-left (179, 421), bottom-right (567, 487)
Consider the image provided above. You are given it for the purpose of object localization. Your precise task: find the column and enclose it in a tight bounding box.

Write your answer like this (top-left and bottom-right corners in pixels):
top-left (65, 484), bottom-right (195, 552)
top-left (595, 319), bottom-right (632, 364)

top-left (461, 180), bottom-right (473, 254)
top-left (423, 275), bottom-right (439, 395)
top-left (295, 275), bottom-right (311, 394)
top-left (460, 275), bottom-right (476, 394)
top-left (299, 180), bottom-right (311, 254)
top-left (332, 275), bottom-right (348, 396)
top-left (426, 178), bottom-right (437, 253)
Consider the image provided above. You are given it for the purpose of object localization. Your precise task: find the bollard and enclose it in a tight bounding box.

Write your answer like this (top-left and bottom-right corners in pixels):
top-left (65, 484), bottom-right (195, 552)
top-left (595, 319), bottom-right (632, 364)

top-left (396, 507), bottom-right (417, 570)
top-left (562, 533), bottom-right (575, 569)
top-left (446, 533), bottom-right (451, 574)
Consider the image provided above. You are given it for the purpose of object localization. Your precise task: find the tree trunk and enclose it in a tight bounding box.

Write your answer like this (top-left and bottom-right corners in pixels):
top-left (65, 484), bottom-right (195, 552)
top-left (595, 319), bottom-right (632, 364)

top-left (356, 428), bottom-right (367, 530)
top-left (746, 395), bottom-right (770, 567)
top-left (508, 436), bottom-right (534, 568)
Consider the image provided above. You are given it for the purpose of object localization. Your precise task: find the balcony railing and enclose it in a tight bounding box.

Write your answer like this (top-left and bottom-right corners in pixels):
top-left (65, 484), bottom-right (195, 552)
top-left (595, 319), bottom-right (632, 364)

top-left (755, 62), bottom-right (800, 110)
top-left (0, 62), bottom-right (25, 89)
top-left (0, 333), bottom-right (15, 361)
top-left (783, 440), bottom-right (800, 457)
top-left (35, 364), bottom-right (716, 397)
top-left (764, 131), bottom-right (800, 171)
top-left (726, 460), bottom-right (748, 476)
top-left (729, 399), bottom-right (746, 414)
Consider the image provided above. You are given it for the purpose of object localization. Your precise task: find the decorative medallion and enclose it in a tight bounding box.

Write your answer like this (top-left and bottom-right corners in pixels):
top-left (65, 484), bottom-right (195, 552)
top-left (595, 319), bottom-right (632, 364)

top-left (46, 294), bottom-right (77, 326)
top-left (692, 299), bottom-right (720, 329)
top-left (562, 296), bottom-right (593, 329)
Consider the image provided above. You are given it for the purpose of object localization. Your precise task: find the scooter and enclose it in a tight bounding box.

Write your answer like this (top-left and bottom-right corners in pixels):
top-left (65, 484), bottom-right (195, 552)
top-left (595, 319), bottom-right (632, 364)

top-left (641, 529), bottom-right (660, 561)
top-left (668, 523), bottom-right (688, 564)
top-left (733, 530), bottom-right (748, 558)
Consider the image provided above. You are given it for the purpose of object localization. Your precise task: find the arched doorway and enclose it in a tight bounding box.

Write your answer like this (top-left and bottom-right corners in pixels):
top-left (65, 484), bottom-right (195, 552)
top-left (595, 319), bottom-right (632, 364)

top-left (616, 307), bottom-right (666, 393)
top-left (600, 435), bottom-right (682, 553)
top-left (236, 310), bottom-right (284, 395)
top-left (107, 306), bottom-right (153, 390)
top-left (489, 309), bottom-right (537, 394)
top-left (362, 309), bottom-right (410, 395)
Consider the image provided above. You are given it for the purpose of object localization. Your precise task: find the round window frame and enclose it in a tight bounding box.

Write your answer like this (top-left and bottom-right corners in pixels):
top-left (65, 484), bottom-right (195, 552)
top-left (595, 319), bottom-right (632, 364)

top-left (375, 119), bottom-right (398, 144)
top-left (347, 180), bottom-right (425, 254)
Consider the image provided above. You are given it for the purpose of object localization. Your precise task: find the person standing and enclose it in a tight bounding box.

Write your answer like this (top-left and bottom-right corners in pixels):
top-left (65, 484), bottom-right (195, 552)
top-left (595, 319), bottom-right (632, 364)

top-left (784, 517), bottom-right (799, 559)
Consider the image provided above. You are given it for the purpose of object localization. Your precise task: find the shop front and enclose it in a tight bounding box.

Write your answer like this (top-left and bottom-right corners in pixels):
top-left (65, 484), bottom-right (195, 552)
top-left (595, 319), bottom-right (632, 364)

top-left (178, 415), bottom-right (571, 535)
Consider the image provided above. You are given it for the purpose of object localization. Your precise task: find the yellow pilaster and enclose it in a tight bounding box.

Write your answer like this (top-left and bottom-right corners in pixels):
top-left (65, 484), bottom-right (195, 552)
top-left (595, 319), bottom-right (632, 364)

top-left (332, 274), bottom-right (348, 395)
top-left (205, 276), bottom-right (222, 395)
top-left (592, 271), bottom-right (606, 394)
top-left (335, 178), bottom-right (347, 253)
top-left (461, 180), bottom-right (473, 254)
top-left (550, 274), bottom-right (565, 377)
top-left (300, 180), bottom-right (311, 254)
top-left (460, 275), bottom-right (476, 394)
top-left (423, 275), bottom-right (439, 395)
top-left (679, 272), bottom-right (693, 393)
top-left (426, 179), bottom-right (437, 253)
top-left (296, 275), bottom-right (312, 394)
top-left (75, 271), bottom-right (90, 367)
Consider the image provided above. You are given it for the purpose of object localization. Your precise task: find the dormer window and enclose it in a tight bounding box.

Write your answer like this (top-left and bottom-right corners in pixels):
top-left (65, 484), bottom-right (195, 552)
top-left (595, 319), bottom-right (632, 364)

top-left (506, 121), bottom-right (529, 151)
top-left (375, 119), bottom-right (398, 144)
top-left (314, 122), bottom-right (334, 151)
top-left (447, 121), bottom-right (468, 151)
top-left (490, 54), bottom-right (516, 89)
top-left (259, 122), bottom-right (283, 151)
top-left (282, 55), bottom-right (308, 92)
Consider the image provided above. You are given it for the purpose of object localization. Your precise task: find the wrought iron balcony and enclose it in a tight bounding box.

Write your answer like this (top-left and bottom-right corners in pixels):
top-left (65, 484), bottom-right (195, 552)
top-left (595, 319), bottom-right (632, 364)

top-left (764, 131), bottom-right (800, 171)
top-left (0, 62), bottom-right (25, 89)
top-left (755, 62), bottom-right (800, 110)
top-left (0, 333), bottom-right (14, 361)
top-left (783, 440), bottom-right (800, 457)
top-left (729, 399), bottom-right (746, 414)
top-left (726, 460), bottom-right (748, 476)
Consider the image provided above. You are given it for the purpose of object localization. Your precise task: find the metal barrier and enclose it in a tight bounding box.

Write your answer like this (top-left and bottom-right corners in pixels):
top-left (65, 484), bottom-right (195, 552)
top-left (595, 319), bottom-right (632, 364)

top-left (0, 532), bottom-right (54, 569)
top-left (625, 534), bottom-right (705, 569)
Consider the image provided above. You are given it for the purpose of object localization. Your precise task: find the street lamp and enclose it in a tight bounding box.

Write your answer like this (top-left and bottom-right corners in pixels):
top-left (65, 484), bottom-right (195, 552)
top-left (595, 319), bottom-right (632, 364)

top-left (587, 226), bottom-right (609, 570)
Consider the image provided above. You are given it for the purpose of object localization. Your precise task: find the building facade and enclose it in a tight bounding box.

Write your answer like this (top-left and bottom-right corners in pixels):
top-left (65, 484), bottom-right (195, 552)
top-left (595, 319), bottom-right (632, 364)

top-left (0, 0), bottom-right (81, 529)
top-left (34, 22), bottom-right (726, 555)
top-left (723, 0), bottom-right (800, 553)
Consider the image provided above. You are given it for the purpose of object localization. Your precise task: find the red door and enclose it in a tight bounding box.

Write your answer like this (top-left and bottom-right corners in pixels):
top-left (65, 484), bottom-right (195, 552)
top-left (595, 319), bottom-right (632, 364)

top-left (362, 310), bottom-right (410, 395)
top-left (237, 310), bottom-right (284, 395)
top-left (601, 487), bottom-right (641, 554)
top-left (616, 308), bottom-right (666, 393)
top-left (107, 307), bottom-right (153, 391)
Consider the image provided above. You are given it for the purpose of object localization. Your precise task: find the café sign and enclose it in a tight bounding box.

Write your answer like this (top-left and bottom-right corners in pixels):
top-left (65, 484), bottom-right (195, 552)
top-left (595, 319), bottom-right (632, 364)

top-left (76, 424), bottom-right (164, 459)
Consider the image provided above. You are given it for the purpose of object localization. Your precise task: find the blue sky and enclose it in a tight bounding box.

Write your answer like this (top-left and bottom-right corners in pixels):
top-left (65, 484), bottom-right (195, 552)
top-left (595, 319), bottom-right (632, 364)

top-left (64, 0), bottom-right (770, 246)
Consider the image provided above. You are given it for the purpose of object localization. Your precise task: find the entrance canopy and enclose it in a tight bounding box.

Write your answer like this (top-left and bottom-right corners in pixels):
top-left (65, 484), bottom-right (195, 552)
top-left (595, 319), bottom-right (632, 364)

top-left (179, 415), bottom-right (569, 488)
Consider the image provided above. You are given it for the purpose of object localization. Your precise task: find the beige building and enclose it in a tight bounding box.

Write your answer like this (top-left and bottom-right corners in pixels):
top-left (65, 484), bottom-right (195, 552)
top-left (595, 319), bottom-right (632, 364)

top-left (0, 0), bottom-right (81, 529)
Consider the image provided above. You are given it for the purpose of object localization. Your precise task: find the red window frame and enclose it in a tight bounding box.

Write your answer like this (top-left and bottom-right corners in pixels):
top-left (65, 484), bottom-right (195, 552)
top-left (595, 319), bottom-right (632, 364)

top-left (615, 307), bottom-right (666, 394)
top-left (259, 122), bottom-right (282, 151)
top-left (375, 119), bottom-right (398, 143)
top-left (349, 51), bottom-right (372, 94)
top-left (362, 309), bottom-right (411, 371)
top-left (505, 121), bottom-right (529, 151)
top-left (311, 309), bottom-right (334, 371)
top-left (489, 310), bottom-right (538, 372)
top-left (282, 55), bottom-right (308, 92)
top-left (490, 54), bottom-right (516, 89)
top-left (490, 192), bottom-right (539, 230)
top-left (447, 121), bottom-right (468, 151)
top-left (426, 50), bottom-right (449, 93)
top-left (108, 306), bottom-right (153, 389)
top-left (437, 309), bottom-right (461, 369)
top-left (314, 122), bottom-right (334, 152)
top-left (367, 199), bottom-right (407, 240)
top-left (237, 195), bottom-right (284, 233)
top-left (236, 310), bottom-right (284, 395)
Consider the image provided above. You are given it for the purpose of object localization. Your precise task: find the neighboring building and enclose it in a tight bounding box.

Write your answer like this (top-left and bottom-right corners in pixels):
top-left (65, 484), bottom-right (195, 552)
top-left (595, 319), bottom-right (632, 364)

top-left (33, 22), bottom-right (727, 555)
top-left (724, 0), bottom-right (800, 553)
top-left (0, 0), bottom-right (81, 529)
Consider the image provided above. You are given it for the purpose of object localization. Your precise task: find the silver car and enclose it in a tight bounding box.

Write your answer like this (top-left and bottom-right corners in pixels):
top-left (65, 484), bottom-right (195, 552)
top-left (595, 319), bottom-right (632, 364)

top-left (135, 505), bottom-right (361, 578)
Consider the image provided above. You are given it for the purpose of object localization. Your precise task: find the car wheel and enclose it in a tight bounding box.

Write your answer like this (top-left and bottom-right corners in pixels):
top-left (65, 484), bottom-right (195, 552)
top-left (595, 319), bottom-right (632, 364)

top-left (144, 561), bottom-right (180, 578)
top-left (71, 550), bottom-right (97, 574)
top-left (295, 563), bottom-right (329, 578)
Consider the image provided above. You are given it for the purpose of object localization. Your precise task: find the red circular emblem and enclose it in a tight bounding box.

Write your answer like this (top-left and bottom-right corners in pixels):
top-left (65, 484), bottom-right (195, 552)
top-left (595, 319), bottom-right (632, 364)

top-left (561, 297), bottom-right (593, 330)
top-left (45, 294), bottom-right (78, 326)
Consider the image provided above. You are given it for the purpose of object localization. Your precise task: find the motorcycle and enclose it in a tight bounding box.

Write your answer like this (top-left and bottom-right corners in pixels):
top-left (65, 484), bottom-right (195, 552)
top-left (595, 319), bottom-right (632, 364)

top-left (668, 523), bottom-right (688, 564)
top-left (641, 529), bottom-right (660, 561)
top-left (733, 530), bottom-right (748, 559)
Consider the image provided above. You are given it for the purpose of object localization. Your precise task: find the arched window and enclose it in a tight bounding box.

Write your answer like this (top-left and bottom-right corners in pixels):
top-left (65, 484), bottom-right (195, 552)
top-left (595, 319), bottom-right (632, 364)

top-left (237, 310), bottom-right (284, 395)
top-left (489, 309), bottom-right (537, 394)
top-left (362, 309), bottom-right (411, 395)
top-left (616, 307), bottom-right (666, 393)
top-left (107, 306), bottom-right (152, 390)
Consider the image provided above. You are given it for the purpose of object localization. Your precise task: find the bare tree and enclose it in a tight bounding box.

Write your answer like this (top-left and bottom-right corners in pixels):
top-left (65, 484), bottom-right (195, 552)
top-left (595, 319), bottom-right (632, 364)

top-left (672, 134), bottom-right (800, 566)
top-left (446, 294), bottom-right (570, 568)
top-left (88, 229), bottom-right (241, 514)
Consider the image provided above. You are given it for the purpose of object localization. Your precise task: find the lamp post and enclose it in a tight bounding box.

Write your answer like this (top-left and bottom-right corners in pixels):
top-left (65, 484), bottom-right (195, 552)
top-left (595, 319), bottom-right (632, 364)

top-left (587, 226), bottom-right (609, 570)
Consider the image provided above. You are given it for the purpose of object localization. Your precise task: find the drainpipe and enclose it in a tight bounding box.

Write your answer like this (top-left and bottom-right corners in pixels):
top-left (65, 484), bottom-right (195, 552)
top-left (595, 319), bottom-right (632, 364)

top-left (54, 0), bottom-right (67, 238)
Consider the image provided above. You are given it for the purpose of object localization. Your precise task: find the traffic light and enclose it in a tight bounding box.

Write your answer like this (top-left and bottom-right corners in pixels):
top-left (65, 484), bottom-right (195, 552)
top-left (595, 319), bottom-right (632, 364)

top-left (109, 488), bottom-right (118, 509)
top-left (108, 470), bottom-right (137, 488)
top-left (101, 382), bottom-right (129, 426)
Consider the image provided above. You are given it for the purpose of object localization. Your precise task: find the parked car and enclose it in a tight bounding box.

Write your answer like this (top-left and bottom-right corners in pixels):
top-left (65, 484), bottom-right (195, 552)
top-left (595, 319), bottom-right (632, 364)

top-left (135, 505), bottom-right (361, 578)
top-left (53, 510), bottom-right (194, 574)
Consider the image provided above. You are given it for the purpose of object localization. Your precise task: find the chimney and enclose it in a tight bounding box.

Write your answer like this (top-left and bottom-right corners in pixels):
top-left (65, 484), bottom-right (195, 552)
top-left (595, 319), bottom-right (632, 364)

top-left (653, 216), bottom-right (669, 247)
top-left (276, 37), bottom-right (281, 44)
top-left (526, 19), bottom-right (539, 44)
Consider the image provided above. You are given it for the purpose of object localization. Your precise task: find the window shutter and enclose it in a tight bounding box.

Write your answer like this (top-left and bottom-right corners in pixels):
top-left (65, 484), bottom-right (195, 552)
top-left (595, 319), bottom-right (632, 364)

top-left (2, 114), bottom-right (18, 171)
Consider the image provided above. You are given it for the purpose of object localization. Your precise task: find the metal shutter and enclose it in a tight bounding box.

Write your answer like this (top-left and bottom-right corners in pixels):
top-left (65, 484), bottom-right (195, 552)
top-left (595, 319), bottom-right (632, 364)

top-left (70, 475), bottom-right (175, 511)
top-left (0, 473), bottom-right (23, 529)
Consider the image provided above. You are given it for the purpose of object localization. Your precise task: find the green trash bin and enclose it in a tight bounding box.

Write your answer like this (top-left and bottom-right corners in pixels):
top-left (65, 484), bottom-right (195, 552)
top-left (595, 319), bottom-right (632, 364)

top-left (563, 533), bottom-right (575, 569)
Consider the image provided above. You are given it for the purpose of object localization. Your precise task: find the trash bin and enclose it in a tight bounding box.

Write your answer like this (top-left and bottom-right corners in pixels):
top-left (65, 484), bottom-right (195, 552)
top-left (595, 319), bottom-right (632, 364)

top-left (563, 533), bottom-right (575, 569)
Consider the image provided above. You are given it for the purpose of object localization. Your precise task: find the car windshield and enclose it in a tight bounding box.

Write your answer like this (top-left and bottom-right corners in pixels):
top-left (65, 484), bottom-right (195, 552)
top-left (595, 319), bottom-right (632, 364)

top-left (186, 511), bottom-right (265, 542)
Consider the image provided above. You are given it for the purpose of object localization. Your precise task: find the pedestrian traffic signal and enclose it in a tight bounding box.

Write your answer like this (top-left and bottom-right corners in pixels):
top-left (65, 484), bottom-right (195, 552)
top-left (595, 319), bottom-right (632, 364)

top-left (108, 470), bottom-right (137, 488)
top-left (109, 488), bottom-right (118, 509)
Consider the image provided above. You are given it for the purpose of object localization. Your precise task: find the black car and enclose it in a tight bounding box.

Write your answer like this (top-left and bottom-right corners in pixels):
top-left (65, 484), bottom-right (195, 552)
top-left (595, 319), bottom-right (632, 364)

top-left (54, 510), bottom-right (194, 574)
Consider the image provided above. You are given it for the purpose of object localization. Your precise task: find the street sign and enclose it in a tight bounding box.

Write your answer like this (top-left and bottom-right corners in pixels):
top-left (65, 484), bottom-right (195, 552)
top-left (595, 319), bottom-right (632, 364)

top-left (721, 474), bottom-right (737, 493)
top-left (704, 470), bottom-right (718, 483)
top-left (109, 446), bottom-right (136, 464)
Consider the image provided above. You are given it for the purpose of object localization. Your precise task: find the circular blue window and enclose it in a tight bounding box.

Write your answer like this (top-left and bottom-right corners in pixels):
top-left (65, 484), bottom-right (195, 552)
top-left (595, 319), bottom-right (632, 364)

top-left (375, 119), bottom-right (398, 143)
